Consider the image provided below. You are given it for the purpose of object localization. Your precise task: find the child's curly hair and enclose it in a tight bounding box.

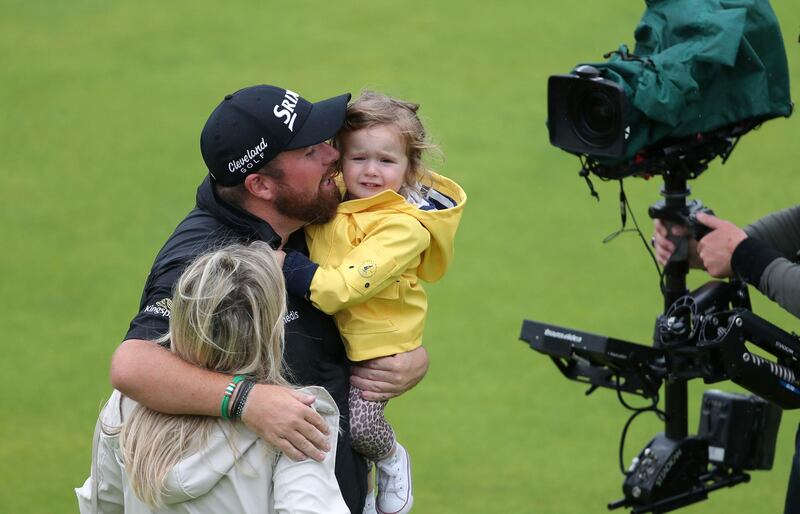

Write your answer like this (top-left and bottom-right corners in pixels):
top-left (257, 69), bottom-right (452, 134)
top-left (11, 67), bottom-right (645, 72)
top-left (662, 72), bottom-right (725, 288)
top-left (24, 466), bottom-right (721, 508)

top-left (334, 91), bottom-right (440, 193)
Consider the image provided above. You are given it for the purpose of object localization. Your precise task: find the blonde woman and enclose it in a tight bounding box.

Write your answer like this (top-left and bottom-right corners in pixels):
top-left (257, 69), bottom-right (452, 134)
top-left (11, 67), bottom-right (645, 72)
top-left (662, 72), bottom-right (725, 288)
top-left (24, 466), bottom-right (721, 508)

top-left (76, 242), bottom-right (348, 513)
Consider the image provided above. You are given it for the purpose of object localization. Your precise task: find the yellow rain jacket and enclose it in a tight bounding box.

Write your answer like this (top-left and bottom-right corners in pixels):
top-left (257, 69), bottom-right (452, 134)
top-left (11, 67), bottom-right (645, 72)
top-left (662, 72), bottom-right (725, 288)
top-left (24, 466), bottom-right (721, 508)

top-left (290, 172), bottom-right (465, 361)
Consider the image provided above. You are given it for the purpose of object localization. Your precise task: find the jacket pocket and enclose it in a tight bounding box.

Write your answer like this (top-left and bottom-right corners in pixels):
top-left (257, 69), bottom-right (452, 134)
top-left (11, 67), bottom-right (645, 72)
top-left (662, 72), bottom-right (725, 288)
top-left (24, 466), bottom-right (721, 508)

top-left (373, 281), bottom-right (400, 300)
top-left (336, 301), bottom-right (397, 335)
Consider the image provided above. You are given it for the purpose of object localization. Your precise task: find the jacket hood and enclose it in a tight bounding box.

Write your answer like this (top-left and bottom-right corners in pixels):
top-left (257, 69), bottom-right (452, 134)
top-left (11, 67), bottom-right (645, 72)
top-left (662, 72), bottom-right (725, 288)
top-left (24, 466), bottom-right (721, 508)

top-left (102, 387), bottom-right (338, 506)
top-left (337, 171), bottom-right (466, 282)
top-left (158, 385), bottom-right (338, 504)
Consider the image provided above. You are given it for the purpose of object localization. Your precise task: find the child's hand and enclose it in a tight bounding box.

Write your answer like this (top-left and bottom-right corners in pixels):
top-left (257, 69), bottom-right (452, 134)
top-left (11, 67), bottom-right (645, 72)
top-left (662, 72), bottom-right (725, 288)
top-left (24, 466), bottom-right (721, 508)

top-left (275, 249), bottom-right (287, 267)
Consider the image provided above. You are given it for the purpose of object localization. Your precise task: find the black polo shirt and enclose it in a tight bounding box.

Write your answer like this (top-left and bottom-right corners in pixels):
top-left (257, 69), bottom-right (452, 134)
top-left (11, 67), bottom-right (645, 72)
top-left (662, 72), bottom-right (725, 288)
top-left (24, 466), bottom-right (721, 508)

top-left (125, 176), bottom-right (367, 512)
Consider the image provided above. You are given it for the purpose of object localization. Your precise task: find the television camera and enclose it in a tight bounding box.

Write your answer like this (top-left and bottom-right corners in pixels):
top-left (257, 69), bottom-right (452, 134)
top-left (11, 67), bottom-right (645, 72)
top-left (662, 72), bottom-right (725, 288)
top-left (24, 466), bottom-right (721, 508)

top-left (523, 0), bottom-right (794, 512)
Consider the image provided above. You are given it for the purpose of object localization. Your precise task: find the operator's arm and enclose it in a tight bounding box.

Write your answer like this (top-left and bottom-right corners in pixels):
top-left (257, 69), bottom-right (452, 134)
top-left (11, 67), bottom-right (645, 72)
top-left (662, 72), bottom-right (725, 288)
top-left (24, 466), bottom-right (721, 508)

top-left (654, 206), bottom-right (800, 274)
top-left (283, 216), bottom-right (430, 314)
top-left (733, 206), bottom-right (800, 318)
top-left (111, 339), bottom-right (331, 462)
top-left (656, 208), bottom-right (800, 318)
top-left (743, 205), bottom-right (800, 259)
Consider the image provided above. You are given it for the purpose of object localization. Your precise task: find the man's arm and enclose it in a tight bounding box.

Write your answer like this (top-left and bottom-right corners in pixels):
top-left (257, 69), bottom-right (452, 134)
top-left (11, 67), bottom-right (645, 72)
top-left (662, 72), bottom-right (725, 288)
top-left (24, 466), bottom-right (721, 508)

top-left (350, 346), bottom-right (429, 401)
top-left (110, 339), bottom-right (331, 462)
top-left (655, 210), bottom-right (800, 318)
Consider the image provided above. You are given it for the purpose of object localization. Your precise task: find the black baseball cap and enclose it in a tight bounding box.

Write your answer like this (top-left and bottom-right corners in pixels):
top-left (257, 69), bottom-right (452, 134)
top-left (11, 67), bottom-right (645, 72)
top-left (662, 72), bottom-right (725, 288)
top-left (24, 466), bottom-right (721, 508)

top-left (200, 85), bottom-right (351, 186)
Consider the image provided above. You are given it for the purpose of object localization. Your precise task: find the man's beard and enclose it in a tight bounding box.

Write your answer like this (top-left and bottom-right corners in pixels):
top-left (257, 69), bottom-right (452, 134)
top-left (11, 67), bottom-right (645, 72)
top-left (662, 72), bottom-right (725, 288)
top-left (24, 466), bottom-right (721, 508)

top-left (272, 177), bottom-right (340, 225)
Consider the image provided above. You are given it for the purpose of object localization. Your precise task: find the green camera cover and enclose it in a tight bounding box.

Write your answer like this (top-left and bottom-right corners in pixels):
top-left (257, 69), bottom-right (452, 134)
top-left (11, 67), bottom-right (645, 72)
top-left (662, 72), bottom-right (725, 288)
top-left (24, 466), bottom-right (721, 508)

top-left (589, 0), bottom-right (792, 165)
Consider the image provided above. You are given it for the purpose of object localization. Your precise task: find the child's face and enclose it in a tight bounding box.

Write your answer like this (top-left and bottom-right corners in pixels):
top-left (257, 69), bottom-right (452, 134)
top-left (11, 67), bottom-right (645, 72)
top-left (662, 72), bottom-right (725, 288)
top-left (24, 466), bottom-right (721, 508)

top-left (339, 125), bottom-right (409, 199)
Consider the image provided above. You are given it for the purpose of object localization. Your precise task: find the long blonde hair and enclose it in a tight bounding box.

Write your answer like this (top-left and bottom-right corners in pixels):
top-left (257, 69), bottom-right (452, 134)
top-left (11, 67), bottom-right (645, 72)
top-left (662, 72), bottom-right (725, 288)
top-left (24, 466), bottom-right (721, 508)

top-left (119, 241), bottom-right (288, 507)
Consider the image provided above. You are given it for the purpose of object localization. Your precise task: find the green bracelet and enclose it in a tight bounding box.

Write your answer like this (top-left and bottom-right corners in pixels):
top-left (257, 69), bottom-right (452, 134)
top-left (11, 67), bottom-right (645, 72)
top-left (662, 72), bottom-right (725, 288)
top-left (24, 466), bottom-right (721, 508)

top-left (221, 375), bottom-right (246, 420)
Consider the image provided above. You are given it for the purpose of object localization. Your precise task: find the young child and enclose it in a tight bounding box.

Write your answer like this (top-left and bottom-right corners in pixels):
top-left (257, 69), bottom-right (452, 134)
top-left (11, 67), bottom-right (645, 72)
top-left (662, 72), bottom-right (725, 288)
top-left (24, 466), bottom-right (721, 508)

top-left (76, 242), bottom-right (349, 514)
top-left (281, 91), bottom-right (466, 514)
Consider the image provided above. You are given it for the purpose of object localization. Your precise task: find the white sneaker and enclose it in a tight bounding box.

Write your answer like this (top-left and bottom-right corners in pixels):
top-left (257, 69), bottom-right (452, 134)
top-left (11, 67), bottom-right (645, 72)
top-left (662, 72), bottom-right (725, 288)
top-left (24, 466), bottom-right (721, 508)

top-left (363, 489), bottom-right (377, 514)
top-left (375, 442), bottom-right (413, 514)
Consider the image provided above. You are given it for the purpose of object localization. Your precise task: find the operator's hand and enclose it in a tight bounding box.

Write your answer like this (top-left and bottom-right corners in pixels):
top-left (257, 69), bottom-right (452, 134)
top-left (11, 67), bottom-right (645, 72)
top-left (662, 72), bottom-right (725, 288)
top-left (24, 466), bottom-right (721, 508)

top-left (653, 219), bottom-right (703, 269)
top-left (350, 346), bottom-right (429, 401)
top-left (241, 384), bottom-right (331, 462)
top-left (695, 212), bottom-right (748, 278)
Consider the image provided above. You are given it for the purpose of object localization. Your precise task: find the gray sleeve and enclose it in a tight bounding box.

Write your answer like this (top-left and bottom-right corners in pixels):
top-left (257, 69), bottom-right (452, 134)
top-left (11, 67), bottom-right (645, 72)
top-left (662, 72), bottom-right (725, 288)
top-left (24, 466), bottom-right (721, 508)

top-left (741, 205), bottom-right (800, 317)
top-left (744, 205), bottom-right (800, 259)
top-left (759, 258), bottom-right (800, 318)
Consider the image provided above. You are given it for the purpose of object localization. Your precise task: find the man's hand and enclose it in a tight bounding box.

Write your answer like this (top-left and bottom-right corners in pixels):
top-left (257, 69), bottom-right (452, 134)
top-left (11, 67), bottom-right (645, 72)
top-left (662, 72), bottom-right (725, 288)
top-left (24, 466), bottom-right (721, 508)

top-left (350, 346), bottom-right (429, 401)
top-left (241, 385), bottom-right (331, 462)
top-left (695, 212), bottom-right (748, 278)
top-left (111, 339), bottom-right (331, 462)
top-left (653, 219), bottom-right (703, 268)
top-left (274, 249), bottom-right (287, 267)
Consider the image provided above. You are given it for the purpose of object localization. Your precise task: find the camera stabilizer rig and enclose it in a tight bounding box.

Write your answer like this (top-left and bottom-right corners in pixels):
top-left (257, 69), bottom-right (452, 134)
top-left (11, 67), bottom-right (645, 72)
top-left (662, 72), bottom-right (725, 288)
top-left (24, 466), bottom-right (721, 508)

top-left (534, 0), bottom-right (795, 510)
top-left (521, 126), bottom-right (800, 513)
top-left (521, 280), bottom-right (795, 512)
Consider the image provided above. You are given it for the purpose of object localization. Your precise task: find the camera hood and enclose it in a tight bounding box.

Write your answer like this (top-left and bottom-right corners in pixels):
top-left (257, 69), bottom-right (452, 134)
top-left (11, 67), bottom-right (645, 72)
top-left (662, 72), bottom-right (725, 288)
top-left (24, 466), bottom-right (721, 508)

top-left (548, 0), bottom-right (792, 175)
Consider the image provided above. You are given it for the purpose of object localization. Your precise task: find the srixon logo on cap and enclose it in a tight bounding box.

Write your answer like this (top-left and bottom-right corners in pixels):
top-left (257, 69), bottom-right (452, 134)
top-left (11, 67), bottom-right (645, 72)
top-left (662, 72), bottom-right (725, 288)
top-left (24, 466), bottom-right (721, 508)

top-left (273, 89), bottom-right (300, 132)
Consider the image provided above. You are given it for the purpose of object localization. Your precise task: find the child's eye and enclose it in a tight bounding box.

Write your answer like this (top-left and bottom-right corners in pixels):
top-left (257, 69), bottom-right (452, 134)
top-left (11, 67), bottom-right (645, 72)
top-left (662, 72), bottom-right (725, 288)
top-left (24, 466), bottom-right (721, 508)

top-left (381, 158), bottom-right (396, 164)
top-left (305, 147), bottom-right (316, 157)
top-left (350, 156), bottom-right (365, 161)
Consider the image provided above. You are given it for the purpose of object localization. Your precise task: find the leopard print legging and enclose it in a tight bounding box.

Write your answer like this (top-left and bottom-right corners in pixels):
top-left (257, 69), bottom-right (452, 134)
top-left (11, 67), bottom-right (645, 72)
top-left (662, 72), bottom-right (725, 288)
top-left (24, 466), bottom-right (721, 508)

top-left (349, 386), bottom-right (395, 460)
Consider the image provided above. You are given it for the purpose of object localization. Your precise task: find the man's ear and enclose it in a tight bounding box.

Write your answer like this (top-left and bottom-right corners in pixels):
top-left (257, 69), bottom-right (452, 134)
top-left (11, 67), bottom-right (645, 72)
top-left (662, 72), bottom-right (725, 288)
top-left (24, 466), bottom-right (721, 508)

top-left (243, 173), bottom-right (275, 201)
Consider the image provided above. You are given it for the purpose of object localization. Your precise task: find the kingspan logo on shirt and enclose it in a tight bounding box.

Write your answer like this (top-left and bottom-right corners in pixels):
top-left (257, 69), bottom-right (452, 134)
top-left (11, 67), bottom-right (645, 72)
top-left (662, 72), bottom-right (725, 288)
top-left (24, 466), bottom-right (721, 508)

top-left (228, 137), bottom-right (269, 174)
top-left (144, 298), bottom-right (172, 319)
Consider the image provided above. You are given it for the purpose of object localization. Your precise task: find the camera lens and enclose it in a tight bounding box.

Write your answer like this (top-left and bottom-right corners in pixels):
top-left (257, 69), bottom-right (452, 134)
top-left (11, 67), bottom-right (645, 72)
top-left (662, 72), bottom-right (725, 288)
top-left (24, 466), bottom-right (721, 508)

top-left (569, 84), bottom-right (621, 148)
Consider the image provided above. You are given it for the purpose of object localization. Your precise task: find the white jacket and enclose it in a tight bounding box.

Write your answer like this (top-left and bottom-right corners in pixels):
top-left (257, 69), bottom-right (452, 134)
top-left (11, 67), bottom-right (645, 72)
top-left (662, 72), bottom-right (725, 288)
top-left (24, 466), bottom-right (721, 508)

top-left (75, 387), bottom-right (349, 514)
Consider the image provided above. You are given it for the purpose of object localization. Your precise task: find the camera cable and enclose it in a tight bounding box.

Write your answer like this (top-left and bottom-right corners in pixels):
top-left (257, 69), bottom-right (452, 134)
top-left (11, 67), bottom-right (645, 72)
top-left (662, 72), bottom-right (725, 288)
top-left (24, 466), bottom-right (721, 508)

top-left (601, 180), bottom-right (665, 290)
top-left (614, 373), bottom-right (666, 476)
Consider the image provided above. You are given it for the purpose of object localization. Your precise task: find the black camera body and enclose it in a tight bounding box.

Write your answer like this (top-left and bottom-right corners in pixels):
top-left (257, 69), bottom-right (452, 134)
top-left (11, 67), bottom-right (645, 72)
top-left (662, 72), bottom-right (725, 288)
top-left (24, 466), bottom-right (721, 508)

top-left (548, 65), bottom-right (630, 159)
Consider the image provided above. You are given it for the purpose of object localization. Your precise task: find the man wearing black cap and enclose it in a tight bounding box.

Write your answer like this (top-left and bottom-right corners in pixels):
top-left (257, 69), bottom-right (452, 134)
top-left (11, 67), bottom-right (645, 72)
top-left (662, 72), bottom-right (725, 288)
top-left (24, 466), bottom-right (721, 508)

top-left (110, 85), bottom-right (430, 513)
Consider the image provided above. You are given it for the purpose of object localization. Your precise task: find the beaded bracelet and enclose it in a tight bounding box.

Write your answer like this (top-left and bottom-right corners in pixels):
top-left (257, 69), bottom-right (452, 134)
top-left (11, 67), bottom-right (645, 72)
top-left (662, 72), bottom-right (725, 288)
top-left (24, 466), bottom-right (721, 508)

top-left (231, 379), bottom-right (256, 421)
top-left (220, 375), bottom-right (246, 420)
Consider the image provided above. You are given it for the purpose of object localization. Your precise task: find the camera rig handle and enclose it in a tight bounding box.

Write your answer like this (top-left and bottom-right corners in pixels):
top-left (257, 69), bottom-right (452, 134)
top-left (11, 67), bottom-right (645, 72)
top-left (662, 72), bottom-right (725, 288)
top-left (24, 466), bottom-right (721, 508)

top-left (649, 199), bottom-right (714, 241)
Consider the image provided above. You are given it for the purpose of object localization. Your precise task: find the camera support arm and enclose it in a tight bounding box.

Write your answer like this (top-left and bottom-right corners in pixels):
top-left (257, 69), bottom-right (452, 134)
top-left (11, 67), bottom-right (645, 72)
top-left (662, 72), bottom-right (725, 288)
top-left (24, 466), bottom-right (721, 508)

top-left (700, 308), bottom-right (800, 409)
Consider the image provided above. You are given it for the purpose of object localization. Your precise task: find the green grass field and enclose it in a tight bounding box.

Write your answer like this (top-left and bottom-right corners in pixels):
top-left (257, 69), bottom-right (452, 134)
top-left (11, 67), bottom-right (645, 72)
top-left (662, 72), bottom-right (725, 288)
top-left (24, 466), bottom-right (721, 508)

top-left (2, 1), bottom-right (799, 512)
